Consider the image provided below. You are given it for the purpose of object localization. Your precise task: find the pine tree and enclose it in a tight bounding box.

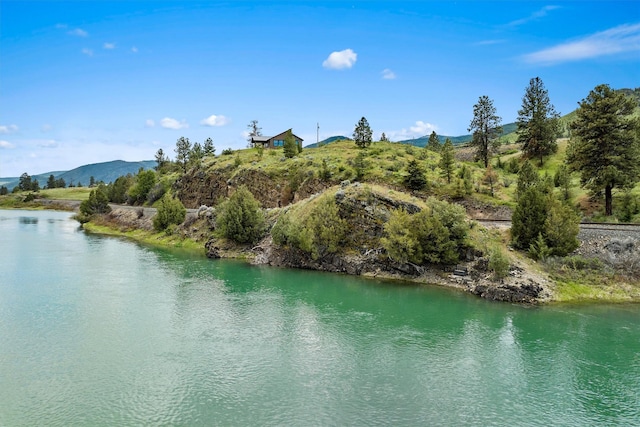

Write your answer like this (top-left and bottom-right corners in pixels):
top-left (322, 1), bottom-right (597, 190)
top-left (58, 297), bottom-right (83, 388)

top-left (174, 136), bottom-right (191, 173)
top-left (353, 117), bottom-right (372, 148)
top-left (468, 95), bottom-right (502, 167)
top-left (283, 130), bottom-right (298, 158)
top-left (439, 138), bottom-right (455, 183)
top-left (203, 137), bottom-right (215, 156)
top-left (380, 132), bottom-right (390, 142)
top-left (567, 84), bottom-right (640, 216)
top-left (517, 77), bottom-right (560, 166)
top-left (516, 160), bottom-right (539, 200)
top-left (427, 131), bottom-right (441, 152)
top-left (404, 159), bottom-right (427, 190)
top-left (46, 174), bottom-right (56, 189)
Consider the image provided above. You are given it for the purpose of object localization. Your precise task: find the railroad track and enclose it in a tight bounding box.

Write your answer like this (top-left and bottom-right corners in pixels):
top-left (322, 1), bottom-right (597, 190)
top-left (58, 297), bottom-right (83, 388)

top-left (475, 218), bottom-right (640, 233)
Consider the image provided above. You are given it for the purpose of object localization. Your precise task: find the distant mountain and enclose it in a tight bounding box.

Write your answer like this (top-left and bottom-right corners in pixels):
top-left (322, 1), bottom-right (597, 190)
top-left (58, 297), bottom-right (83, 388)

top-left (305, 135), bottom-right (352, 149)
top-left (0, 160), bottom-right (157, 191)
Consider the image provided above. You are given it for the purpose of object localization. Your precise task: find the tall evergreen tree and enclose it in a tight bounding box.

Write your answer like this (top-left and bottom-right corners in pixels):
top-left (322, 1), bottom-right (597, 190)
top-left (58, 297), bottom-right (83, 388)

top-left (283, 130), bottom-right (298, 158)
top-left (517, 77), bottom-right (560, 166)
top-left (190, 141), bottom-right (204, 167)
top-left (380, 132), bottom-right (390, 142)
top-left (427, 131), bottom-right (441, 152)
top-left (439, 138), bottom-right (455, 183)
top-left (468, 95), bottom-right (502, 167)
top-left (155, 148), bottom-right (168, 171)
top-left (567, 84), bottom-right (640, 216)
top-left (203, 137), bottom-right (215, 156)
top-left (46, 174), bottom-right (56, 189)
top-left (353, 117), bottom-right (372, 148)
top-left (174, 137), bottom-right (191, 173)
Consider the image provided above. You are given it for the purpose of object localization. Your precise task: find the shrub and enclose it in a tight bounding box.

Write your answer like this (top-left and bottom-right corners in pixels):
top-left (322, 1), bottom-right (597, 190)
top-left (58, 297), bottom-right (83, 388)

top-left (271, 194), bottom-right (348, 260)
top-left (319, 159), bottom-right (332, 182)
top-left (127, 169), bottom-right (156, 205)
top-left (381, 198), bottom-right (468, 264)
top-left (544, 199), bottom-right (580, 256)
top-left (153, 194), bottom-right (186, 231)
top-left (221, 148), bottom-right (233, 155)
top-left (216, 185), bottom-right (266, 244)
top-left (79, 186), bottom-right (111, 219)
top-left (488, 245), bottom-right (510, 279)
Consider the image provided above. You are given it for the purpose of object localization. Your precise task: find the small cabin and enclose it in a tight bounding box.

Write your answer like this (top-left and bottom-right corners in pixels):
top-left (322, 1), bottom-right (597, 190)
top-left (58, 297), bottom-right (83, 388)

top-left (251, 129), bottom-right (303, 149)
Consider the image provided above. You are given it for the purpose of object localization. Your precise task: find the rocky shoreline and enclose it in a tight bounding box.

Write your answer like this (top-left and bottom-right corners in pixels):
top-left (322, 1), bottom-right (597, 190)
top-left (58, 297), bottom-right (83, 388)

top-left (65, 187), bottom-right (638, 305)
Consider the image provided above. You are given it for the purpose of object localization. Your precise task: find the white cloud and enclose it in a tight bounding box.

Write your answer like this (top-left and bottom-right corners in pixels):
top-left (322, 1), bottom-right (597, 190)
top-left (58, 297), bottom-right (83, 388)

top-left (387, 121), bottom-right (437, 141)
top-left (103, 42), bottom-right (116, 49)
top-left (131, 46), bottom-right (139, 53)
top-left (200, 114), bottom-right (230, 127)
top-left (382, 68), bottom-right (396, 80)
top-left (69, 28), bottom-right (88, 37)
top-left (507, 5), bottom-right (560, 27)
top-left (145, 119), bottom-right (155, 128)
top-left (323, 49), bottom-right (357, 70)
top-left (160, 117), bottom-right (189, 130)
top-left (0, 124), bottom-right (18, 134)
top-left (41, 124), bottom-right (52, 132)
top-left (410, 121), bottom-right (436, 135)
top-left (523, 22), bottom-right (640, 65)
top-left (81, 48), bottom-right (93, 57)
top-left (0, 140), bottom-right (15, 149)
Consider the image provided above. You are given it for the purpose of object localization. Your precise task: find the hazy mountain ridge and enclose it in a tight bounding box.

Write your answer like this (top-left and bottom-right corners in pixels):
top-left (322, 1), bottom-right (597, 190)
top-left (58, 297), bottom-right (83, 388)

top-left (1, 160), bottom-right (157, 191)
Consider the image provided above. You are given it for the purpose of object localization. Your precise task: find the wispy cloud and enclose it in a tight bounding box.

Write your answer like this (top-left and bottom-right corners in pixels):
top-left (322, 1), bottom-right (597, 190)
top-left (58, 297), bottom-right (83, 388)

top-left (38, 140), bottom-right (58, 148)
top-left (507, 5), bottom-right (560, 27)
top-left (381, 68), bottom-right (396, 80)
top-left (200, 115), bottom-right (230, 127)
top-left (81, 48), bottom-right (93, 57)
top-left (131, 46), bottom-right (139, 53)
top-left (103, 42), bottom-right (116, 50)
top-left (522, 22), bottom-right (640, 65)
top-left (387, 120), bottom-right (437, 141)
top-left (323, 49), bottom-right (357, 70)
top-left (145, 119), bottom-right (155, 128)
top-left (0, 124), bottom-right (18, 134)
top-left (68, 28), bottom-right (88, 37)
top-left (41, 124), bottom-right (53, 132)
top-left (160, 117), bottom-right (189, 130)
top-left (474, 39), bottom-right (506, 46)
top-left (0, 140), bottom-right (15, 149)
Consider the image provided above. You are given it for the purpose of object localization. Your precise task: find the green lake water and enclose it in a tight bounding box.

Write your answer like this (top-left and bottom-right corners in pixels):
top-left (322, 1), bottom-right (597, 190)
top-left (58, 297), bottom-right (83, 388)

top-left (0, 209), bottom-right (638, 426)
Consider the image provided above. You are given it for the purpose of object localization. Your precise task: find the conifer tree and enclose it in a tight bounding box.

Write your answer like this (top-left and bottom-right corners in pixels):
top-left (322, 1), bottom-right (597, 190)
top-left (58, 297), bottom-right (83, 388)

top-left (567, 84), bottom-right (640, 216)
top-left (439, 138), bottom-right (455, 183)
top-left (203, 137), bottom-right (215, 156)
top-left (174, 136), bottom-right (191, 173)
top-left (517, 77), bottom-right (560, 166)
top-left (468, 95), bottom-right (502, 167)
top-left (427, 131), bottom-right (441, 151)
top-left (404, 159), bottom-right (427, 190)
top-left (283, 130), bottom-right (298, 158)
top-left (353, 117), bottom-right (372, 148)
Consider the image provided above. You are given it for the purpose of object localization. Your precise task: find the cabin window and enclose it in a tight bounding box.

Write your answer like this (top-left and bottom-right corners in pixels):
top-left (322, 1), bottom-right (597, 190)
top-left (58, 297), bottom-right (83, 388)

top-left (273, 139), bottom-right (284, 147)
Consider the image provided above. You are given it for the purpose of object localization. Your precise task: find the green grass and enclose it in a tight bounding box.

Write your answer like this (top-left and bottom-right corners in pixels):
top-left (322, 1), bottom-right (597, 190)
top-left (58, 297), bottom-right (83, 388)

top-left (40, 187), bottom-right (92, 200)
top-left (83, 221), bottom-right (205, 254)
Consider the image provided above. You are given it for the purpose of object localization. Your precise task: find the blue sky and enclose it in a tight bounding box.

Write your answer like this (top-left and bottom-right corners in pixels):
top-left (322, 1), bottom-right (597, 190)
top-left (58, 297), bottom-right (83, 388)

top-left (1, 1), bottom-right (639, 177)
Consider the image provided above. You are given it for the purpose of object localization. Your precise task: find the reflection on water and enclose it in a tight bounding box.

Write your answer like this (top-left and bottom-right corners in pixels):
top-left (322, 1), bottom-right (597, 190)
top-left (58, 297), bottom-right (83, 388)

top-left (0, 209), bottom-right (639, 426)
top-left (19, 216), bottom-right (38, 224)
